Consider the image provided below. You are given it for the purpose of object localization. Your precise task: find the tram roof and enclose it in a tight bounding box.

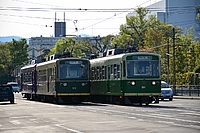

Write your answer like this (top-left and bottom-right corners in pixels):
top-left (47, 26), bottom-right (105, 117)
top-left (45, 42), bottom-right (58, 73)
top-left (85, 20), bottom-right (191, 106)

top-left (36, 57), bottom-right (89, 67)
top-left (90, 52), bottom-right (160, 63)
top-left (21, 63), bottom-right (36, 70)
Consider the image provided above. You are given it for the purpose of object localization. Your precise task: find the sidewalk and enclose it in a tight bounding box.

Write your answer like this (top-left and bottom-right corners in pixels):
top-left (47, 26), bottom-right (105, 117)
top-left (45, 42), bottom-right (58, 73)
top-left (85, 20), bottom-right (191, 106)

top-left (174, 96), bottom-right (200, 100)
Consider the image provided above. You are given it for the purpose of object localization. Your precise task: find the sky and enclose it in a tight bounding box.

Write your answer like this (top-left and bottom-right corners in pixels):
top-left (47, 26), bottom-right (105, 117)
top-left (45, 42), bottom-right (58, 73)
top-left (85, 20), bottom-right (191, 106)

top-left (0, 0), bottom-right (159, 38)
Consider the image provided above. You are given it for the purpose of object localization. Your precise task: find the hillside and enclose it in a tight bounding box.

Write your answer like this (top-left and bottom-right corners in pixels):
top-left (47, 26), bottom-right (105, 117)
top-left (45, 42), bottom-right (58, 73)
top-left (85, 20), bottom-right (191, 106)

top-left (0, 36), bottom-right (29, 43)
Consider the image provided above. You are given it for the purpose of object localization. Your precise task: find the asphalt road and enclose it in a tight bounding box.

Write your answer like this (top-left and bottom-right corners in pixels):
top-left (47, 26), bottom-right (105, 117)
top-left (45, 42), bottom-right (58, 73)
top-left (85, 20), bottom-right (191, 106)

top-left (0, 93), bottom-right (200, 133)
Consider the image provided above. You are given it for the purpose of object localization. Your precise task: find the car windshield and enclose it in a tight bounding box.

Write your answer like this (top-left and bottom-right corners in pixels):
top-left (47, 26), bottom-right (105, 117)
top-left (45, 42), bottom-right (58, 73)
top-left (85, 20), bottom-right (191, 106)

top-left (161, 82), bottom-right (170, 88)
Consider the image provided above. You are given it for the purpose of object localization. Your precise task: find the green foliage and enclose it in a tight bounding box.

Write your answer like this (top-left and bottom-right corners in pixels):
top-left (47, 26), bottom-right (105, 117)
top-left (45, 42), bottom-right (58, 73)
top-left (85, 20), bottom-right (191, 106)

top-left (112, 33), bottom-right (134, 48)
top-left (77, 38), bottom-right (96, 55)
top-left (48, 37), bottom-right (85, 58)
top-left (124, 7), bottom-right (161, 48)
top-left (91, 35), bottom-right (114, 53)
top-left (0, 39), bottom-right (29, 84)
top-left (189, 72), bottom-right (200, 86)
top-left (194, 65), bottom-right (200, 73)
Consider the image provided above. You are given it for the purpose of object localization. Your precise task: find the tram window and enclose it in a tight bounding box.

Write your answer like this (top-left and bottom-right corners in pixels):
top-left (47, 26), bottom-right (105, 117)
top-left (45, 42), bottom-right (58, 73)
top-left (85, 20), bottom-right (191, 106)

top-left (123, 61), bottom-right (126, 77)
top-left (25, 73), bottom-right (28, 82)
top-left (40, 69), bottom-right (47, 81)
top-left (91, 68), bottom-right (94, 80)
top-left (97, 67), bottom-right (100, 80)
top-left (56, 65), bottom-right (59, 78)
top-left (52, 68), bottom-right (55, 81)
top-left (102, 66), bottom-right (105, 79)
top-left (99, 67), bottom-right (102, 80)
top-left (60, 66), bottom-right (67, 79)
top-left (60, 63), bottom-right (89, 79)
top-left (104, 66), bottom-right (107, 79)
top-left (111, 65), bottom-right (113, 74)
top-left (110, 65), bottom-right (114, 79)
top-left (94, 67), bottom-right (97, 80)
top-left (114, 64), bottom-right (117, 79)
top-left (48, 68), bottom-right (53, 81)
top-left (117, 64), bottom-right (120, 79)
top-left (125, 60), bottom-right (160, 76)
top-left (108, 66), bottom-right (111, 79)
top-left (29, 72), bottom-right (31, 82)
top-left (23, 73), bottom-right (26, 82)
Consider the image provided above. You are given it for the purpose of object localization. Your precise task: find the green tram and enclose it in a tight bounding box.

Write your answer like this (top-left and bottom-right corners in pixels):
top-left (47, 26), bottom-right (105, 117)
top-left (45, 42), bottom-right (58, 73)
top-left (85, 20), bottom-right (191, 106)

top-left (21, 56), bottom-right (90, 103)
top-left (89, 49), bottom-right (161, 105)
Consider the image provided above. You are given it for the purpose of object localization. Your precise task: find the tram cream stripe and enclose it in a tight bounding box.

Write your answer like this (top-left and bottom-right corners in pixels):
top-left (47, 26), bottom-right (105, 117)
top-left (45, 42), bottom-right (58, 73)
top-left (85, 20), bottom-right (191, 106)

top-left (124, 93), bottom-right (161, 96)
top-left (57, 93), bottom-right (90, 96)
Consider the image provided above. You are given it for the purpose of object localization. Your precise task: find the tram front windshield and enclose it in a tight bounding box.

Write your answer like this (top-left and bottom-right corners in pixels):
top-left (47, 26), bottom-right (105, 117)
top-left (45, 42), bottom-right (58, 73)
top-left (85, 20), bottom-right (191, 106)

top-left (60, 62), bottom-right (89, 79)
top-left (127, 60), bottom-right (160, 77)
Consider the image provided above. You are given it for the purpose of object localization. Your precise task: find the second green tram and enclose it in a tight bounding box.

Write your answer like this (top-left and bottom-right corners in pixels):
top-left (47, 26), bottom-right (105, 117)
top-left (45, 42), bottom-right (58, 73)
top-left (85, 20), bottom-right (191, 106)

top-left (89, 50), bottom-right (161, 105)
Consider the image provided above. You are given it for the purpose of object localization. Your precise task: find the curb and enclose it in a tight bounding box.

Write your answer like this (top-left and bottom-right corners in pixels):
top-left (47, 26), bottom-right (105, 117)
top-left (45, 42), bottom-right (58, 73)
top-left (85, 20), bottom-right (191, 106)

top-left (174, 96), bottom-right (200, 100)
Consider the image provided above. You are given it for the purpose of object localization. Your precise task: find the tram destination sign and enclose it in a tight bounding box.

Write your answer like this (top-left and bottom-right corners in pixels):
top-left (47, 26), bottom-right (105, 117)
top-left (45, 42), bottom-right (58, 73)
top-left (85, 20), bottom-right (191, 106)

top-left (132, 56), bottom-right (152, 60)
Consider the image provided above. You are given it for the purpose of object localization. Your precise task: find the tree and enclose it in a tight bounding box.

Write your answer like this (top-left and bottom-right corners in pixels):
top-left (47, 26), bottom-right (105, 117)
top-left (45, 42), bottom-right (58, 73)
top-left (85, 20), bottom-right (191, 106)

top-left (48, 37), bottom-right (85, 57)
top-left (0, 44), bottom-right (10, 83)
top-left (0, 39), bottom-right (29, 83)
top-left (77, 37), bottom-right (96, 56)
top-left (89, 35), bottom-right (113, 53)
top-left (112, 34), bottom-right (133, 48)
top-left (124, 7), bottom-right (161, 49)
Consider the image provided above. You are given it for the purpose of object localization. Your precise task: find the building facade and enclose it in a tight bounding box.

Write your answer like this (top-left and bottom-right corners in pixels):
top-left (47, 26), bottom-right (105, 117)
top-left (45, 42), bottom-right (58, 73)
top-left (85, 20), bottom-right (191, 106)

top-left (127, 0), bottom-right (200, 39)
top-left (28, 36), bottom-right (61, 60)
top-left (28, 35), bottom-right (99, 61)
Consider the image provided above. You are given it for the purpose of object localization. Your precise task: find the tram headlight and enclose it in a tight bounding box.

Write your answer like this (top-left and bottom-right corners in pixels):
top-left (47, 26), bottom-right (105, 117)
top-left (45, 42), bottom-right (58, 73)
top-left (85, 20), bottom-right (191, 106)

top-left (81, 83), bottom-right (87, 86)
top-left (131, 81), bottom-right (136, 86)
top-left (62, 83), bottom-right (68, 86)
top-left (152, 81), bottom-right (156, 85)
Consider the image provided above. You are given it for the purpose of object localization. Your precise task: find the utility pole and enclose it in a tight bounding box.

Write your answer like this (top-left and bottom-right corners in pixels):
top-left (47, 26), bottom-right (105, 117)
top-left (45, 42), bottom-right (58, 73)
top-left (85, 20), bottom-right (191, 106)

top-left (167, 38), bottom-right (170, 84)
top-left (172, 27), bottom-right (176, 95)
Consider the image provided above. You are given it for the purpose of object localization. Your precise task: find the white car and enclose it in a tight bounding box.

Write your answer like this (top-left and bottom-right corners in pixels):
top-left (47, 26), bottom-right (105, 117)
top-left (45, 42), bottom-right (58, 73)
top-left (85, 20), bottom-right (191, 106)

top-left (160, 81), bottom-right (173, 101)
top-left (7, 82), bottom-right (20, 93)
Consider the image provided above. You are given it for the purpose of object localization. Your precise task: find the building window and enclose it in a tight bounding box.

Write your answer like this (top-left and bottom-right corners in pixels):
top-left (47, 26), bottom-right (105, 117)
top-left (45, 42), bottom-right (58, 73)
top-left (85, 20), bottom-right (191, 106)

top-left (196, 6), bottom-right (200, 22)
top-left (195, 23), bottom-right (200, 31)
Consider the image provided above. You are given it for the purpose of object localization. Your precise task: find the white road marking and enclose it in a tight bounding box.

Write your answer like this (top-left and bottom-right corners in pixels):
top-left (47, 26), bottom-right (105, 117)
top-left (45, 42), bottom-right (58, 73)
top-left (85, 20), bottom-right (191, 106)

top-left (93, 121), bottom-right (122, 124)
top-left (180, 112), bottom-right (200, 116)
top-left (10, 120), bottom-right (21, 125)
top-left (55, 124), bottom-right (84, 133)
top-left (9, 116), bottom-right (34, 119)
top-left (80, 106), bottom-right (200, 124)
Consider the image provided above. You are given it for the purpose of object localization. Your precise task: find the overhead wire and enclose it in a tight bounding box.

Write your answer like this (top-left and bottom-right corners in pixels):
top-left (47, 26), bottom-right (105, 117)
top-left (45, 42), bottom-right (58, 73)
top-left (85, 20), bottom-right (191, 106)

top-left (69, 0), bottom-right (153, 34)
top-left (0, 12), bottom-right (125, 21)
top-left (1, 0), bottom-right (199, 36)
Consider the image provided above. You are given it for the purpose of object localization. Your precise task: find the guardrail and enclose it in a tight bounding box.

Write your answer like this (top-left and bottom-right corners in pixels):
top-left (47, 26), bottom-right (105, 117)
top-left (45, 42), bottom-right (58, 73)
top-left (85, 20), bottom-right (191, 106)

top-left (174, 85), bottom-right (200, 97)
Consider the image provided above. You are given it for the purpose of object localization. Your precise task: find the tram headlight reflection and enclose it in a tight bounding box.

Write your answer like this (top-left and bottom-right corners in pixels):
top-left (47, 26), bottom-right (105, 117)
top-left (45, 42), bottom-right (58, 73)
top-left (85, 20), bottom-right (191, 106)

top-left (63, 83), bottom-right (68, 86)
top-left (152, 81), bottom-right (156, 85)
top-left (81, 83), bottom-right (87, 86)
top-left (131, 81), bottom-right (136, 86)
